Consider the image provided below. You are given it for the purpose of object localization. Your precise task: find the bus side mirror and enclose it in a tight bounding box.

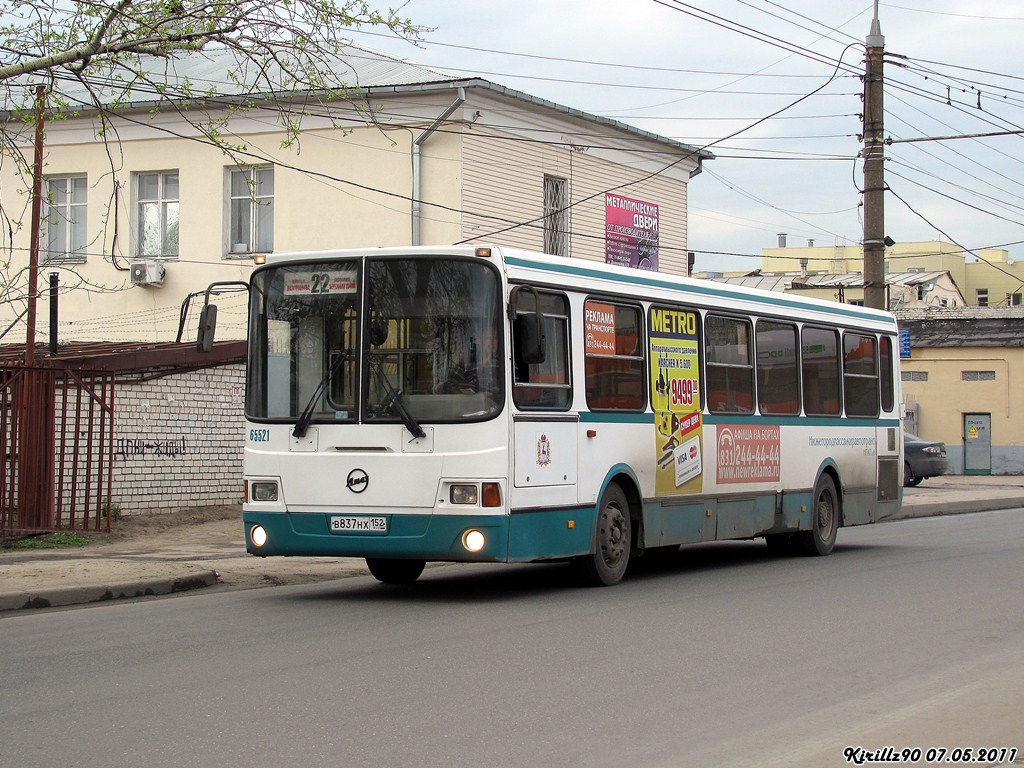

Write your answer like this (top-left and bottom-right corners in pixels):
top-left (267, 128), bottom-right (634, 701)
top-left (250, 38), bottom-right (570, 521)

top-left (514, 313), bottom-right (545, 365)
top-left (197, 303), bottom-right (218, 353)
top-left (509, 284), bottom-right (546, 367)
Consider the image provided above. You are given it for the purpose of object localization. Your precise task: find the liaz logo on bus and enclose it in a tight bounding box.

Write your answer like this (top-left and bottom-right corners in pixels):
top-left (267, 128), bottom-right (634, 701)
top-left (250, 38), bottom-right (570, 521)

top-left (346, 468), bottom-right (369, 493)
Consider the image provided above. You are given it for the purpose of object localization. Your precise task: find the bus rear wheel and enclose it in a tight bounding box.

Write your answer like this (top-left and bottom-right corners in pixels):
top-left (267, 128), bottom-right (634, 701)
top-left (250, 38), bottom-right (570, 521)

top-left (572, 483), bottom-right (632, 586)
top-left (792, 474), bottom-right (839, 556)
top-left (366, 558), bottom-right (426, 584)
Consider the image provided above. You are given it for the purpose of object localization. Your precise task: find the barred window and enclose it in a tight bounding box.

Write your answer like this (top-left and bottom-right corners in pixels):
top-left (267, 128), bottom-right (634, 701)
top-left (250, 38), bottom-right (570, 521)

top-left (902, 371), bottom-right (928, 382)
top-left (961, 370), bottom-right (996, 381)
top-left (543, 175), bottom-right (568, 257)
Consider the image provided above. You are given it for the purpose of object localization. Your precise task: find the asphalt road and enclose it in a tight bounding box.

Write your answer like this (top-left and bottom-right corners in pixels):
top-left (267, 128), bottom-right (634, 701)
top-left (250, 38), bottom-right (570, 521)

top-left (2, 510), bottom-right (1022, 768)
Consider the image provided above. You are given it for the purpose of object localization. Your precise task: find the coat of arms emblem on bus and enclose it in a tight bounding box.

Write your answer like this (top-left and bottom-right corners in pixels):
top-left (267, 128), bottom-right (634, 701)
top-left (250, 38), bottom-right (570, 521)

top-left (536, 433), bottom-right (552, 466)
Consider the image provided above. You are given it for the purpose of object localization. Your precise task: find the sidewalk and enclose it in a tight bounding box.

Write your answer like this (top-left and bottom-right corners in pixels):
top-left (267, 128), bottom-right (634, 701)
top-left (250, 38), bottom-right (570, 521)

top-left (3, 475), bottom-right (1024, 613)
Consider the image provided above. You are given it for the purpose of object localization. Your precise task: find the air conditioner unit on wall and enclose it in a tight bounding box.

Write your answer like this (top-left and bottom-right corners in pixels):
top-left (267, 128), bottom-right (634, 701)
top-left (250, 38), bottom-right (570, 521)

top-left (130, 260), bottom-right (165, 287)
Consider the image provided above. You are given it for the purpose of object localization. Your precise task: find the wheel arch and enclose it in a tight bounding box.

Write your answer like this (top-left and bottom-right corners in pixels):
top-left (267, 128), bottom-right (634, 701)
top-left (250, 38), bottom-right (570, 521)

top-left (596, 464), bottom-right (643, 544)
top-left (815, 459), bottom-right (844, 527)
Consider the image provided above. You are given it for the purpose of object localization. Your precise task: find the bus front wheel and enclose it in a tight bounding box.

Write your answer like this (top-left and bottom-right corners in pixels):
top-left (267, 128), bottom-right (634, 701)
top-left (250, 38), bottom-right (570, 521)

top-left (366, 558), bottom-right (426, 584)
top-left (792, 474), bottom-right (839, 556)
top-left (572, 483), bottom-right (632, 586)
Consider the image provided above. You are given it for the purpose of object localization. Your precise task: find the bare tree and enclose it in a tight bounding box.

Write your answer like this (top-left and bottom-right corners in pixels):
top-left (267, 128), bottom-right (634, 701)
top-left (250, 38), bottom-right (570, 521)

top-left (1, 1), bottom-right (419, 82)
top-left (0, 0), bottom-right (422, 323)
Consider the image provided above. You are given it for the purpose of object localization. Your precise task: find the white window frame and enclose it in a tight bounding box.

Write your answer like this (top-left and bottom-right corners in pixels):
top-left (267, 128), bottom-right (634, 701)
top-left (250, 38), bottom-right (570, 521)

top-left (136, 171), bottom-right (179, 258)
top-left (43, 175), bottom-right (88, 262)
top-left (227, 165), bottom-right (274, 257)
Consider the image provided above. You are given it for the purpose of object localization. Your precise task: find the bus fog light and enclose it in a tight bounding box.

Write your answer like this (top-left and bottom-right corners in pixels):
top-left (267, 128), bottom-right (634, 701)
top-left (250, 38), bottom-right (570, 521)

top-left (450, 484), bottom-right (478, 505)
top-left (251, 482), bottom-right (279, 502)
top-left (462, 529), bottom-right (486, 552)
top-left (250, 525), bottom-right (268, 548)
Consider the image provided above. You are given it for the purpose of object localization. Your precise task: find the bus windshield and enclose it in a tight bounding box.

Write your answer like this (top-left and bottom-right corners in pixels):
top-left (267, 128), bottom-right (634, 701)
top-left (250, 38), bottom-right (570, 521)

top-left (247, 256), bottom-right (503, 426)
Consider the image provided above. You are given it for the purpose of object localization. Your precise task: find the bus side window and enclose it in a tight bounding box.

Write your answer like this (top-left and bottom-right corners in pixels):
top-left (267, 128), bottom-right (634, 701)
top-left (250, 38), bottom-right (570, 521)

top-left (802, 326), bottom-right (841, 416)
top-left (584, 300), bottom-right (645, 411)
top-left (880, 335), bottom-right (895, 412)
top-left (843, 332), bottom-right (879, 417)
top-left (512, 290), bottom-right (572, 410)
top-left (756, 319), bottom-right (799, 415)
top-left (706, 314), bottom-right (754, 415)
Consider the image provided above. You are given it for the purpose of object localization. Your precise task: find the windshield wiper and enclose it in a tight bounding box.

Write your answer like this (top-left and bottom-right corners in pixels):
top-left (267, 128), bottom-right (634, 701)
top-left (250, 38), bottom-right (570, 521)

top-left (293, 351), bottom-right (351, 438)
top-left (368, 354), bottom-right (426, 440)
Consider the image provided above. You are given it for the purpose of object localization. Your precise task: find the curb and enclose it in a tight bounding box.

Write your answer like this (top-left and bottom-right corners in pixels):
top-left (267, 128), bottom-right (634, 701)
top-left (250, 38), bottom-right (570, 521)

top-left (893, 497), bottom-right (1024, 520)
top-left (0, 570), bottom-right (220, 612)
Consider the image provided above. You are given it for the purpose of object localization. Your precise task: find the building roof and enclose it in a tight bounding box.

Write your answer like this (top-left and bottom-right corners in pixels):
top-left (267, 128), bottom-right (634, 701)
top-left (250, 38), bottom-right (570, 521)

top-left (6, 43), bottom-right (711, 161)
top-left (0, 340), bottom-right (246, 373)
top-left (895, 306), bottom-right (1024, 348)
top-left (707, 270), bottom-right (955, 292)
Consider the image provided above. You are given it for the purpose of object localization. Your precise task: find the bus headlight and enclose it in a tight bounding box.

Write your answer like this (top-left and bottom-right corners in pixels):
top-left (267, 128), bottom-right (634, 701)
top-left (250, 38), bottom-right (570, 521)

top-left (450, 484), bottom-right (478, 505)
top-left (250, 525), bottom-right (269, 548)
top-left (462, 529), bottom-right (486, 553)
top-left (251, 481), bottom-right (279, 502)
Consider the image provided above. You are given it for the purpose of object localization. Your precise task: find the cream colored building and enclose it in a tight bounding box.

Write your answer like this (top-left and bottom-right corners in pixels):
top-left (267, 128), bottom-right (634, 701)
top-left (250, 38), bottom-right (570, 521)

top-left (1, 45), bottom-right (709, 345)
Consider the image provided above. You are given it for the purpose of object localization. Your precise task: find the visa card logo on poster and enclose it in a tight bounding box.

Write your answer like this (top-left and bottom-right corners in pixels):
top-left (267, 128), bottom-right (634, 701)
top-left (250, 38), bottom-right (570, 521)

top-left (605, 193), bottom-right (659, 271)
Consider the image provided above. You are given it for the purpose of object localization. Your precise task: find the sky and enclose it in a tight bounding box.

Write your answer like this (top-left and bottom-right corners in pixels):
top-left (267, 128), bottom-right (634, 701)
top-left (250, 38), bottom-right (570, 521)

top-left (345, 0), bottom-right (1024, 274)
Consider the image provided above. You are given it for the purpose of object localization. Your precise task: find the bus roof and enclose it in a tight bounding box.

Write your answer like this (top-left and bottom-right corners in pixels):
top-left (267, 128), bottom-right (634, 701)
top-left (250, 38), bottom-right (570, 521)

top-left (258, 245), bottom-right (899, 332)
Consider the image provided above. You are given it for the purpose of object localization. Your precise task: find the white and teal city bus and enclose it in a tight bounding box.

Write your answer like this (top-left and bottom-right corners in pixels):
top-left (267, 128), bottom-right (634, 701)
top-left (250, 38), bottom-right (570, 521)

top-left (240, 245), bottom-right (902, 586)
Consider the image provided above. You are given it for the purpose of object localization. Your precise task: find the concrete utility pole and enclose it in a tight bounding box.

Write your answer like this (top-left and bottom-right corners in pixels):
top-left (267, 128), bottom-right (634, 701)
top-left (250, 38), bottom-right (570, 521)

top-left (862, 2), bottom-right (887, 310)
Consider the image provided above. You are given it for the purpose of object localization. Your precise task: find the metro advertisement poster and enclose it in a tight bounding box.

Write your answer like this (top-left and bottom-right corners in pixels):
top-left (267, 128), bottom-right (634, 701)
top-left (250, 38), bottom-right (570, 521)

top-left (605, 193), bottom-right (659, 271)
top-left (649, 306), bottom-right (703, 495)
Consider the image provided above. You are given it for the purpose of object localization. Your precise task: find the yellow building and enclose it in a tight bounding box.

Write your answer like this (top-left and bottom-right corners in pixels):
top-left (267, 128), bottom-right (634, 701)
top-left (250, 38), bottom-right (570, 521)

top-left (760, 239), bottom-right (1023, 308)
top-left (896, 307), bottom-right (1024, 475)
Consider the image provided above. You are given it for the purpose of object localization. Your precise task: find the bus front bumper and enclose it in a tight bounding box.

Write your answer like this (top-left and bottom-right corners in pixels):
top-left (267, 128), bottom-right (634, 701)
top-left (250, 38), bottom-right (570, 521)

top-left (243, 507), bottom-right (597, 563)
top-left (244, 510), bottom-right (511, 562)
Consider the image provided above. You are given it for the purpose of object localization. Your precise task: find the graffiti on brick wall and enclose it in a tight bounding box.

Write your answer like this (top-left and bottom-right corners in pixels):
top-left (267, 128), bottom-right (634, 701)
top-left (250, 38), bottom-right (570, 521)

top-left (115, 436), bottom-right (187, 461)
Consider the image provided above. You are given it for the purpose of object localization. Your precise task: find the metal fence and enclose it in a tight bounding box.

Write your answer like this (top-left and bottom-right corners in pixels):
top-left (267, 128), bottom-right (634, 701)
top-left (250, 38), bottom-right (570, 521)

top-left (1, 364), bottom-right (114, 534)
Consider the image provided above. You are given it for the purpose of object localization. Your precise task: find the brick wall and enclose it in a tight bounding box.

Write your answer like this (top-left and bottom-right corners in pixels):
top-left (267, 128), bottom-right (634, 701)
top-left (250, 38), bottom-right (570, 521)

top-left (112, 364), bottom-right (246, 514)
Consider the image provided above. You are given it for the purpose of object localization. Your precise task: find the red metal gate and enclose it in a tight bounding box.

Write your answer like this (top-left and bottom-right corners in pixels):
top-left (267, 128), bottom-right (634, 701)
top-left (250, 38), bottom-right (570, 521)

top-left (1, 364), bottom-right (114, 534)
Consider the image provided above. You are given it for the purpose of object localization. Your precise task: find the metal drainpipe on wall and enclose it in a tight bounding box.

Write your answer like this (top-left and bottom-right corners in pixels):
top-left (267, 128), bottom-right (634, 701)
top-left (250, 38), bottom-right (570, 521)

top-left (412, 87), bottom-right (466, 246)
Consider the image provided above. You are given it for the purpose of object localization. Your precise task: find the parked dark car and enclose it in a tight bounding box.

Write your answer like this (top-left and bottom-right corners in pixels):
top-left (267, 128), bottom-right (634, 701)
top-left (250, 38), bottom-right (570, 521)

top-left (903, 432), bottom-right (949, 486)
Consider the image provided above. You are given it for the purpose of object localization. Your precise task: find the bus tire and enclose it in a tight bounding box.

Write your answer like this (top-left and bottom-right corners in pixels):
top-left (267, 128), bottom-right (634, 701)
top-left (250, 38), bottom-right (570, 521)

top-left (366, 558), bottom-right (426, 584)
top-left (572, 483), bottom-right (632, 586)
top-left (792, 474), bottom-right (839, 556)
